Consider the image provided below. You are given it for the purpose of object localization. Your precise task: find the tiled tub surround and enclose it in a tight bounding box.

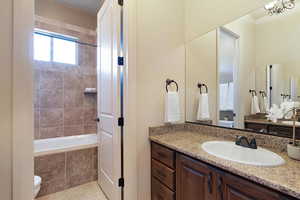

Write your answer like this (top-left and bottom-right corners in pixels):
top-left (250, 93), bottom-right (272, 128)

top-left (34, 16), bottom-right (97, 139)
top-left (35, 147), bottom-right (98, 197)
top-left (149, 123), bottom-right (300, 199)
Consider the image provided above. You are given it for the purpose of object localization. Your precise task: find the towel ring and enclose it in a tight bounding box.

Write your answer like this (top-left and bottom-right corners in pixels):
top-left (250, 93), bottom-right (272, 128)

top-left (197, 83), bottom-right (208, 94)
top-left (249, 90), bottom-right (257, 97)
top-left (281, 94), bottom-right (291, 99)
top-left (166, 79), bottom-right (179, 92)
top-left (259, 90), bottom-right (266, 97)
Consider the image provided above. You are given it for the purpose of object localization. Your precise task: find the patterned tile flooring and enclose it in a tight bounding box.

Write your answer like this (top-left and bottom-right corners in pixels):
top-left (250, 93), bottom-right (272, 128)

top-left (36, 182), bottom-right (107, 200)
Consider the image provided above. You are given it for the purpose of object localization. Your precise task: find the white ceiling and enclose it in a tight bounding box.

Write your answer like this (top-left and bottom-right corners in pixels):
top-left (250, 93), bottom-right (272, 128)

top-left (55, 0), bottom-right (103, 15)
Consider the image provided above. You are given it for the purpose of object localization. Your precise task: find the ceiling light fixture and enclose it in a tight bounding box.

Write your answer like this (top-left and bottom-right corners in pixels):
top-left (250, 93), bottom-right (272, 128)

top-left (265, 0), bottom-right (296, 15)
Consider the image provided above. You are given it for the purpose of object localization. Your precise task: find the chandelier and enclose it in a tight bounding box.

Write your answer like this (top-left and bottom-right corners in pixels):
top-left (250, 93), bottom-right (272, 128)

top-left (264, 0), bottom-right (296, 15)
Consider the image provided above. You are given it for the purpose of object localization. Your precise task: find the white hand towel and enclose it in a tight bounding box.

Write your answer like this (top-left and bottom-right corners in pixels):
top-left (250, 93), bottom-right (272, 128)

top-left (251, 95), bottom-right (260, 114)
top-left (261, 96), bottom-right (269, 113)
top-left (197, 93), bottom-right (210, 120)
top-left (165, 91), bottom-right (181, 123)
top-left (227, 82), bottom-right (234, 110)
top-left (219, 83), bottom-right (228, 110)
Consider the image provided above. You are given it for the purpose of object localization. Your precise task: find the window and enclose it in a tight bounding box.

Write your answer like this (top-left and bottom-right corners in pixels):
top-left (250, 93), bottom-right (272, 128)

top-left (33, 30), bottom-right (78, 65)
top-left (34, 33), bottom-right (51, 62)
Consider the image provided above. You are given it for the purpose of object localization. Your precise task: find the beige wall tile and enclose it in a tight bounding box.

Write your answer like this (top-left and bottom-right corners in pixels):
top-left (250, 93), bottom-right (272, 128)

top-left (40, 126), bottom-right (64, 139)
top-left (35, 153), bottom-right (66, 196)
top-left (64, 125), bottom-right (85, 136)
top-left (34, 19), bottom-right (97, 139)
top-left (63, 90), bottom-right (84, 108)
top-left (40, 108), bottom-right (63, 128)
top-left (40, 71), bottom-right (63, 90)
top-left (40, 89), bottom-right (64, 108)
top-left (66, 148), bottom-right (96, 188)
top-left (64, 108), bottom-right (84, 126)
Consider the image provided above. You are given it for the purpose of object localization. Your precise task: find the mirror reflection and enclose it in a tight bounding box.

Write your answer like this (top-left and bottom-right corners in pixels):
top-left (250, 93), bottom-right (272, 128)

top-left (186, 2), bottom-right (300, 139)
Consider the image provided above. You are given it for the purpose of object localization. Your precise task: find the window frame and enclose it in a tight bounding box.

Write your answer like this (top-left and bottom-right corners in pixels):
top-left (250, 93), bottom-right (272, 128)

top-left (34, 29), bottom-right (79, 65)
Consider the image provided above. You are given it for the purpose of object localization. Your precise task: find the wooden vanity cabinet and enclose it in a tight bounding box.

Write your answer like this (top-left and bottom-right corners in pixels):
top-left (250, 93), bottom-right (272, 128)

top-left (176, 154), bottom-right (216, 200)
top-left (151, 142), bottom-right (297, 200)
top-left (151, 143), bottom-right (176, 200)
top-left (220, 172), bottom-right (282, 200)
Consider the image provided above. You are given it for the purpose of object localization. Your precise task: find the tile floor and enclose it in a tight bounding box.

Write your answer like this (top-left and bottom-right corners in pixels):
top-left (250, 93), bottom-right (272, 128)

top-left (36, 182), bottom-right (107, 200)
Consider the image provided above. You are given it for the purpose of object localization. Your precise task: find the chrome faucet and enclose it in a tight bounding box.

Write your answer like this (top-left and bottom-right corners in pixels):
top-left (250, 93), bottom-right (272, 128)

top-left (283, 107), bottom-right (299, 146)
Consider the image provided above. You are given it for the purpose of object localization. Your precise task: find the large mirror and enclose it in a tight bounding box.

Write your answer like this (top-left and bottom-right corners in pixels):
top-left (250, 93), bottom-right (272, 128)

top-left (186, 1), bottom-right (300, 139)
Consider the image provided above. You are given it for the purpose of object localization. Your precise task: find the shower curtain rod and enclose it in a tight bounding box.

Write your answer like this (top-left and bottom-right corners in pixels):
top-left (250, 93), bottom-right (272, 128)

top-left (34, 31), bottom-right (98, 48)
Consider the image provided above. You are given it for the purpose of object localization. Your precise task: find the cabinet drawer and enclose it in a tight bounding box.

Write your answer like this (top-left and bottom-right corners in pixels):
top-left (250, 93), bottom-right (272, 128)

top-left (151, 143), bottom-right (175, 169)
top-left (152, 159), bottom-right (175, 190)
top-left (151, 177), bottom-right (175, 200)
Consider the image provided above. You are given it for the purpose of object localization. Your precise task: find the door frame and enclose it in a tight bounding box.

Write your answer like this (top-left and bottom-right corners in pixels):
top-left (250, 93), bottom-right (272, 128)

top-left (217, 26), bottom-right (240, 128)
top-left (13, 0), bottom-right (138, 200)
top-left (12, 0), bottom-right (35, 200)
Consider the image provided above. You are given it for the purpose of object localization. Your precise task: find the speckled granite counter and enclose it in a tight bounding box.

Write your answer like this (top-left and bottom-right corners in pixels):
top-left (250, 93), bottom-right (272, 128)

top-left (149, 123), bottom-right (300, 199)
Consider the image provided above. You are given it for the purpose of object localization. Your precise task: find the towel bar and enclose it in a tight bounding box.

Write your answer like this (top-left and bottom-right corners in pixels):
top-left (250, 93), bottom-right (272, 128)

top-left (166, 79), bottom-right (179, 92)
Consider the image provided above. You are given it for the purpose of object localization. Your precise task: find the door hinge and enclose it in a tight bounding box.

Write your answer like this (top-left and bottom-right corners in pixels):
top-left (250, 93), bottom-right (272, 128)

top-left (118, 56), bottom-right (124, 66)
top-left (270, 86), bottom-right (273, 90)
top-left (118, 178), bottom-right (124, 187)
top-left (118, 117), bottom-right (124, 127)
top-left (95, 118), bottom-right (100, 122)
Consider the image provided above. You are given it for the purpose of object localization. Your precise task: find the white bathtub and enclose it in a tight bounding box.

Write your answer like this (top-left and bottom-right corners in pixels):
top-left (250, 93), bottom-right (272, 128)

top-left (34, 134), bottom-right (98, 157)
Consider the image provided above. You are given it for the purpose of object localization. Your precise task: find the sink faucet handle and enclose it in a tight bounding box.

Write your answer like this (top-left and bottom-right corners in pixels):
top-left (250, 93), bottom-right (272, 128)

top-left (249, 138), bottom-right (257, 149)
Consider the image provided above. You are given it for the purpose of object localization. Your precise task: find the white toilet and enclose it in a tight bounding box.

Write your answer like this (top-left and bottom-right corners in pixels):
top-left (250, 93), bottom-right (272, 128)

top-left (34, 176), bottom-right (42, 198)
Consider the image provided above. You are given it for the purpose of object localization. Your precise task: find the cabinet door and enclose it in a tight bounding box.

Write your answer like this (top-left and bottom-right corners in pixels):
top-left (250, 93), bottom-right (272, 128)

top-left (220, 172), bottom-right (281, 200)
top-left (176, 153), bottom-right (215, 200)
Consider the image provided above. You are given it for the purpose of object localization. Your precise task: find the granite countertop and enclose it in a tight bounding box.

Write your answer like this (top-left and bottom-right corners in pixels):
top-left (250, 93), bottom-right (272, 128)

top-left (149, 130), bottom-right (300, 199)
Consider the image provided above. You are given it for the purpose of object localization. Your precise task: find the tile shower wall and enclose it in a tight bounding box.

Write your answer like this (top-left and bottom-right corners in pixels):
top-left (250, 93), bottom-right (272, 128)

top-left (35, 147), bottom-right (98, 197)
top-left (34, 17), bottom-right (97, 139)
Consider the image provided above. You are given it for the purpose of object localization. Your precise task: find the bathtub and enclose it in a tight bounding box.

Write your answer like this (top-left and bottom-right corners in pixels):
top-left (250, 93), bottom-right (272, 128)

top-left (34, 134), bottom-right (98, 156)
top-left (34, 134), bottom-right (98, 197)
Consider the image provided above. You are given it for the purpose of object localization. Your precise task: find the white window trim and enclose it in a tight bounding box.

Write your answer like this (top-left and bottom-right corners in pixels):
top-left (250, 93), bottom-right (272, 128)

top-left (34, 30), bottom-right (78, 65)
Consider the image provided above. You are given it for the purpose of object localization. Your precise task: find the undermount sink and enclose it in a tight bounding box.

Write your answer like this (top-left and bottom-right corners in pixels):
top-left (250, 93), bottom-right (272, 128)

top-left (201, 141), bottom-right (285, 167)
top-left (281, 121), bottom-right (300, 126)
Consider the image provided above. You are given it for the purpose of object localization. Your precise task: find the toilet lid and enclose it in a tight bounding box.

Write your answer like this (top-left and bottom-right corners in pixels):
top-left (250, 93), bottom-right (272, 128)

top-left (34, 176), bottom-right (42, 186)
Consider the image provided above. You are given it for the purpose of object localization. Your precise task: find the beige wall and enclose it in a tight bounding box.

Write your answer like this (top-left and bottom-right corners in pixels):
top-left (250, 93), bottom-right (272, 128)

top-left (255, 9), bottom-right (300, 100)
top-left (185, 0), bottom-right (270, 42)
top-left (136, 0), bottom-right (185, 199)
top-left (13, 0), bottom-right (35, 199)
top-left (1, 0), bottom-right (34, 199)
top-left (35, 0), bottom-right (97, 30)
top-left (0, 0), bottom-right (12, 199)
top-left (186, 30), bottom-right (218, 123)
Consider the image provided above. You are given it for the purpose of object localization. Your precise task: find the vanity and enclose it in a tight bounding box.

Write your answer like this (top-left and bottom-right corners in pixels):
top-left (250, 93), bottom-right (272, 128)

top-left (150, 1), bottom-right (300, 199)
top-left (149, 124), bottom-right (300, 200)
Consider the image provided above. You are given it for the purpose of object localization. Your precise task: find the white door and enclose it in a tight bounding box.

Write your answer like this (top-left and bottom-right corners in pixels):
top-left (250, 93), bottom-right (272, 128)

top-left (97, 0), bottom-right (122, 199)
